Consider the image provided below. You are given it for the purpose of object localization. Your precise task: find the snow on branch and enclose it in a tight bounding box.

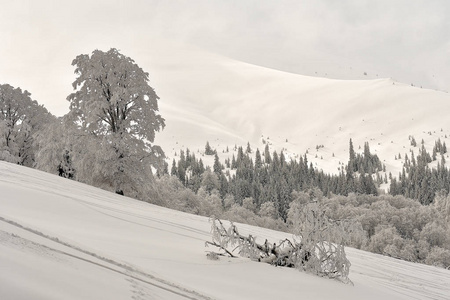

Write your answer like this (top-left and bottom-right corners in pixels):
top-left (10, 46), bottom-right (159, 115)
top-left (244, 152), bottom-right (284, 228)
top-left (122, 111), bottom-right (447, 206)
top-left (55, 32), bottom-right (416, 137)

top-left (205, 203), bottom-right (352, 284)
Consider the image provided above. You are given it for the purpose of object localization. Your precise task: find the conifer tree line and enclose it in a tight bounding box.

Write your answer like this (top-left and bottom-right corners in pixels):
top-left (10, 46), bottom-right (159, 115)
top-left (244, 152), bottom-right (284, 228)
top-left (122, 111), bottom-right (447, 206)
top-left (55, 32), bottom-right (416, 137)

top-left (168, 139), bottom-right (383, 221)
top-left (167, 138), bottom-right (450, 218)
top-left (390, 138), bottom-right (450, 205)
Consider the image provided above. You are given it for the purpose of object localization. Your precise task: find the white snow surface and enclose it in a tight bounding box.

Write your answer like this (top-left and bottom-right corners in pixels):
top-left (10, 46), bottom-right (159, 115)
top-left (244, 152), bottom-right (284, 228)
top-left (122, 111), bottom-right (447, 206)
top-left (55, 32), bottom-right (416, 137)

top-left (1, 161), bottom-right (449, 299)
top-left (142, 43), bottom-right (450, 176)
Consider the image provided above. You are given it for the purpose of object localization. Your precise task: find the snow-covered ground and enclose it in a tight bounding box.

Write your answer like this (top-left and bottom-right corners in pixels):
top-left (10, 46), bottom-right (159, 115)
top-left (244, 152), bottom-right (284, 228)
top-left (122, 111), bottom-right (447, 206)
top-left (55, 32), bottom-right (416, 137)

top-left (1, 161), bottom-right (449, 299)
top-left (138, 43), bottom-right (450, 177)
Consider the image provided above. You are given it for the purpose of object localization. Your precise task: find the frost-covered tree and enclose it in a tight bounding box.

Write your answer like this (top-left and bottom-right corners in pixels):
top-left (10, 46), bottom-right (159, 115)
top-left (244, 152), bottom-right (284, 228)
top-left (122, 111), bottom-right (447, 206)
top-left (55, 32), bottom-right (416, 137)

top-left (197, 187), bottom-right (223, 217)
top-left (258, 201), bottom-right (277, 219)
top-left (66, 48), bottom-right (165, 195)
top-left (425, 247), bottom-right (450, 268)
top-left (0, 84), bottom-right (52, 166)
top-left (34, 115), bottom-right (80, 178)
top-left (288, 191), bottom-right (351, 280)
top-left (434, 191), bottom-right (450, 225)
top-left (201, 169), bottom-right (220, 194)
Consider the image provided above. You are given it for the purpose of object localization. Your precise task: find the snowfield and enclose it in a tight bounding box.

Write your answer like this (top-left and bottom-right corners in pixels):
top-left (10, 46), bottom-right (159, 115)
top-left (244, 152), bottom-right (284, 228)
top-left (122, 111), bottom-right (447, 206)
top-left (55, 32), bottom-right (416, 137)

top-left (141, 43), bottom-right (450, 177)
top-left (0, 161), bottom-right (449, 299)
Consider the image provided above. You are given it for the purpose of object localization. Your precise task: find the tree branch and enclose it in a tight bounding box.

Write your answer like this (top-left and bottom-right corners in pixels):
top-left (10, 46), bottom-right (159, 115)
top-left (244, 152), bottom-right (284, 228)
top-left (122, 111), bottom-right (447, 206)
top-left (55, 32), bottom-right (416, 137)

top-left (205, 241), bottom-right (236, 258)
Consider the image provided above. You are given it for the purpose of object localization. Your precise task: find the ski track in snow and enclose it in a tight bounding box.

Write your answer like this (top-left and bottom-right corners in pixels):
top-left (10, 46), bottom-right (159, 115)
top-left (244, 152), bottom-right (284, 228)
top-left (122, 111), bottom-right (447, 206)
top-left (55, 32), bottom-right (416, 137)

top-left (347, 248), bottom-right (450, 300)
top-left (0, 216), bottom-right (212, 300)
top-left (76, 199), bottom-right (209, 241)
top-left (1, 164), bottom-right (209, 241)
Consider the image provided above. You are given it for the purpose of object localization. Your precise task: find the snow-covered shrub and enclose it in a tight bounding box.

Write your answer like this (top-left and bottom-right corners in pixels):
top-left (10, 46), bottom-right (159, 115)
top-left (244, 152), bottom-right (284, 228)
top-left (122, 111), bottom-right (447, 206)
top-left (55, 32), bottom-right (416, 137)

top-left (258, 201), bottom-right (278, 219)
top-left (415, 239), bottom-right (430, 261)
top-left (174, 189), bottom-right (201, 214)
top-left (207, 198), bottom-right (352, 283)
top-left (155, 175), bottom-right (189, 209)
top-left (0, 150), bottom-right (18, 164)
top-left (197, 188), bottom-right (223, 217)
top-left (290, 199), bottom-right (351, 281)
top-left (367, 225), bottom-right (402, 255)
top-left (399, 239), bottom-right (417, 262)
top-left (420, 221), bottom-right (448, 248)
top-left (434, 191), bottom-right (450, 225)
top-left (242, 197), bottom-right (257, 213)
top-left (222, 204), bottom-right (259, 225)
top-left (425, 247), bottom-right (450, 269)
top-left (223, 194), bottom-right (235, 211)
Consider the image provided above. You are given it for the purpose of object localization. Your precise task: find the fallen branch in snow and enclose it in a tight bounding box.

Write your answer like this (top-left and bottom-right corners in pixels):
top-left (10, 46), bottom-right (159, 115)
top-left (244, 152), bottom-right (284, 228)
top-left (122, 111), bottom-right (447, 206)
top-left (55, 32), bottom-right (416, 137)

top-left (205, 215), bottom-right (352, 284)
top-left (205, 217), bottom-right (309, 267)
top-left (205, 241), bottom-right (236, 258)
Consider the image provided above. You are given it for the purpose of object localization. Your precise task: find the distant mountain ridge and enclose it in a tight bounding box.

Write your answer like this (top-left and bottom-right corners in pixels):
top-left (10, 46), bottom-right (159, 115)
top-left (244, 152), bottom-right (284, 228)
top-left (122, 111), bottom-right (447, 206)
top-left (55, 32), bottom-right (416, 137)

top-left (142, 43), bottom-right (450, 178)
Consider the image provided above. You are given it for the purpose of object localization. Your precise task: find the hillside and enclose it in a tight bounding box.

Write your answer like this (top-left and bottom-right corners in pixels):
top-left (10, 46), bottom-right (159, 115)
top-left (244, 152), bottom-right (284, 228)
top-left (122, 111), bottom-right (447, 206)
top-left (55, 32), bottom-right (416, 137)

top-left (142, 44), bottom-right (450, 178)
top-left (1, 162), bottom-right (449, 299)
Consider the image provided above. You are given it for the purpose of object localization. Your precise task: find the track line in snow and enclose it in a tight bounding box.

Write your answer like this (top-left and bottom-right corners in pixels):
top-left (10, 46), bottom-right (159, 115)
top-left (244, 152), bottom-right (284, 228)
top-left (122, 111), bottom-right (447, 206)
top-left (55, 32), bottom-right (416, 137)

top-left (0, 168), bottom-right (210, 240)
top-left (347, 249), bottom-right (450, 300)
top-left (75, 198), bottom-right (209, 240)
top-left (0, 215), bottom-right (213, 300)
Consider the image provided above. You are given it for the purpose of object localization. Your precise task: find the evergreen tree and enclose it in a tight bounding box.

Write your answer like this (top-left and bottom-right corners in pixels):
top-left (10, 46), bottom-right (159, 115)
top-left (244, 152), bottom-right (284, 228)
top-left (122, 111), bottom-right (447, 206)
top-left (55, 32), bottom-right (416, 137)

top-left (246, 142), bottom-right (252, 154)
top-left (271, 151), bottom-right (280, 173)
top-left (280, 151), bottom-right (286, 167)
top-left (205, 141), bottom-right (215, 155)
top-left (179, 149), bottom-right (186, 169)
top-left (198, 159), bottom-right (205, 174)
top-left (236, 146), bottom-right (245, 166)
top-left (213, 153), bottom-right (222, 175)
top-left (225, 157), bottom-right (231, 168)
top-left (177, 160), bottom-right (186, 185)
top-left (264, 144), bottom-right (271, 164)
top-left (171, 159), bottom-right (178, 176)
top-left (218, 173), bottom-right (229, 198)
top-left (231, 154), bottom-right (237, 169)
top-left (349, 138), bottom-right (356, 170)
top-left (201, 169), bottom-right (220, 194)
top-left (255, 148), bottom-right (262, 169)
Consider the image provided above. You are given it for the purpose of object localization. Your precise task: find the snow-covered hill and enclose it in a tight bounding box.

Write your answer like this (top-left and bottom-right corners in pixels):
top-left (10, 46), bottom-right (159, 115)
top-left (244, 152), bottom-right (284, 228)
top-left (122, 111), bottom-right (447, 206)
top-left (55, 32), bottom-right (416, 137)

top-left (137, 43), bottom-right (450, 177)
top-left (1, 162), bottom-right (449, 299)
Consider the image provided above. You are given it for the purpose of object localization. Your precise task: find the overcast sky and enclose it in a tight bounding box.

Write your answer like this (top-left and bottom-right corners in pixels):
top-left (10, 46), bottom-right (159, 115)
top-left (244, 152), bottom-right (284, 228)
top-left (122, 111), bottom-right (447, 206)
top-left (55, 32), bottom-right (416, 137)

top-left (1, 0), bottom-right (449, 116)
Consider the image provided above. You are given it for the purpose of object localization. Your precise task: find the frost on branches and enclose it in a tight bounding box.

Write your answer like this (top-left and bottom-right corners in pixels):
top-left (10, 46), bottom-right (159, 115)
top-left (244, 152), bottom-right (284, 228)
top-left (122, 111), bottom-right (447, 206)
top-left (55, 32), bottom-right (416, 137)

top-left (0, 84), bottom-right (52, 166)
top-left (206, 198), bottom-right (352, 283)
top-left (66, 48), bottom-right (165, 197)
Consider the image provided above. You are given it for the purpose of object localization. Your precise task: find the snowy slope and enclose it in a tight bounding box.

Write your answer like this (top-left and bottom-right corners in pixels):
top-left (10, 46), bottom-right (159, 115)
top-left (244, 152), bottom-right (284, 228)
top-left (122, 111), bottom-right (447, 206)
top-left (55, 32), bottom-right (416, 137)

top-left (1, 162), bottom-right (449, 299)
top-left (134, 43), bottom-right (450, 176)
